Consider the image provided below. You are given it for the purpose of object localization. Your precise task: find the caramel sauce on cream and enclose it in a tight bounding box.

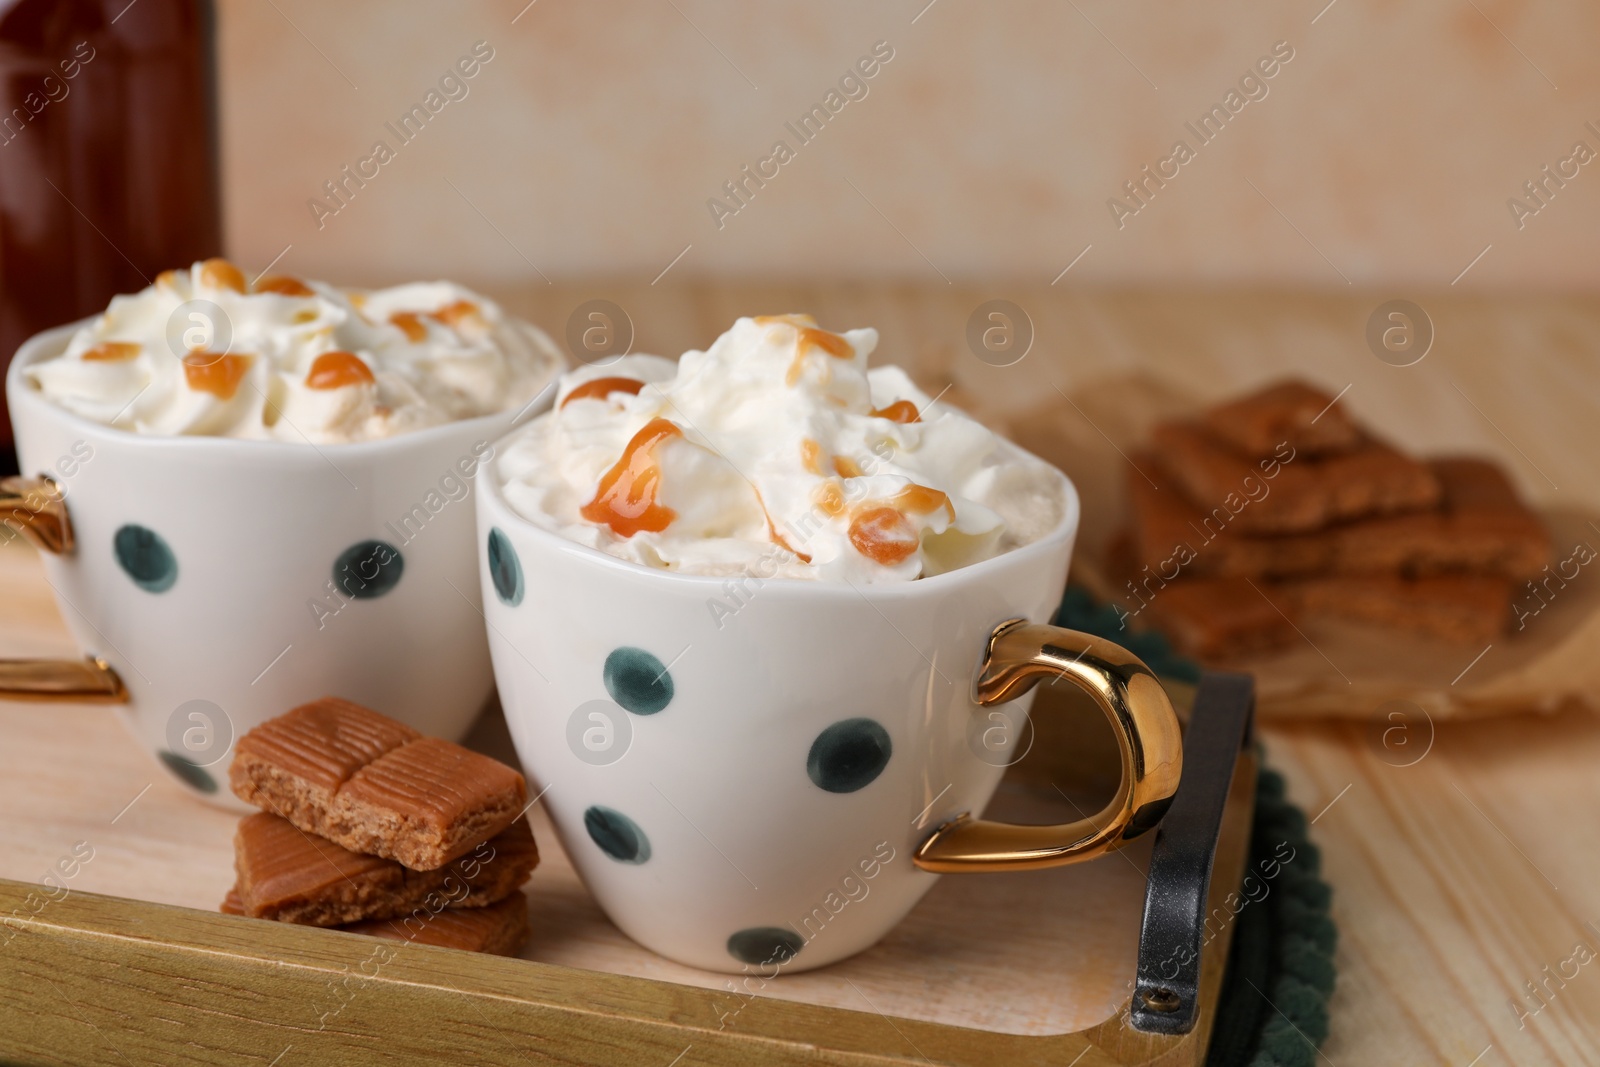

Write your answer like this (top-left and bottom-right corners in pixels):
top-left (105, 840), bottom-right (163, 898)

top-left (869, 399), bottom-right (920, 424)
top-left (754, 487), bottom-right (812, 563)
top-left (255, 275), bottom-right (315, 297)
top-left (199, 258), bottom-right (246, 293)
top-left (561, 377), bottom-right (646, 409)
top-left (800, 439), bottom-right (824, 475)
top-left (848, 507), bottom-right (919, 565)
top-left (182, 353), bottom-right (251, 399)
top-left (389, 302), bottom-right (480, 342)
top-left (843, 484), bottom-right (954, 567)
top-left (580, 417), bottom-right (682, 537)
top-left (83, 342), bottom-right (140, 362)
top-left (894, 483), bottom-right (955, 522)
top-left (814, 480), bottom-right (848, 518)
top-left (430, 300), bottom-right (481, 330)
top-left (755, 314), bottom-right (856, 387)
top-left (305, 351), bottom-right (375, 390)
top-left (390, 312), bottom-right (427, 342)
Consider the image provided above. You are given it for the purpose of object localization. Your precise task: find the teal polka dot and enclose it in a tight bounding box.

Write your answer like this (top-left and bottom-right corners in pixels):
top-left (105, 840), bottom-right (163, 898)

top-left (807, 719), bottom-right (892, 793)
top-left (604, 647), bottom-right (673, 715)
top-left (333, 540), bottom-right (404, 599)
top-left (159, 751), bottom-right (217, 794)
top-left (113, 525), bottom-right (176, 593)
top-left (487, 527), bottom-right (523, 606)
top-left (727, 927), bottom-right (803, 967)
top-left (584, 805), bottom-right (650, 864)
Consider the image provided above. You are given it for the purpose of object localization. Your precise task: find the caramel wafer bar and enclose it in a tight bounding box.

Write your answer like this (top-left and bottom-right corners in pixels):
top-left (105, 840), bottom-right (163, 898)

top-left (232, 812), bottom-right (538, 926)
top-left (230, 698), bottom-right (527, 870)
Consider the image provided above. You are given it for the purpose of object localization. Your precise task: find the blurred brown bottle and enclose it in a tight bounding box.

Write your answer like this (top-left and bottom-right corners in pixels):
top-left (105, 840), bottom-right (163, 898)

top-left (0, 0), bottom-right (220, 473)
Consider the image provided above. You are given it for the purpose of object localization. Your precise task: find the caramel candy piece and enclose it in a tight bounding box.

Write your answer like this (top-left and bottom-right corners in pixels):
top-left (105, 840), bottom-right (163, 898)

top-left (344, 889), bottom-right (529, 956)
top-left (1203, 379), bottom-right (1361, 458)
top-left (1124, 455), bottom-right (1327, 578)
top-left (230, 698), bottom-right (526, 870)
top-left (1139, 576), bottom-right (1297, 660)
top-left (1283, 574), bottom-right (1512, 644)
top-left (1150, 421), bottom-right (1441, 535)
top-left (222, 884), bottom-right (531, 957)
top-left (232, 812), bottom-right (538, 926)
top-left (333, 737), bottom-right (527, 870)
top-left (1126, 455), bottom-right (1549, 580)
top-left (1339, 459), bottom-right (1550, 578)
top-left (230, 697), bottom-right (419, 823)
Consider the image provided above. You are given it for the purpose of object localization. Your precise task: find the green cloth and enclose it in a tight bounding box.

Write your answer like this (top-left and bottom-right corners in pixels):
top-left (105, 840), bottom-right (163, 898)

top-left (1206, 764), bottom-right (1338, 1067)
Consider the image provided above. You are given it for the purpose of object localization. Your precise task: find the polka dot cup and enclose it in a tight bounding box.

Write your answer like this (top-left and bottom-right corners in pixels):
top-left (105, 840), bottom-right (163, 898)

top-left (478, 428), bottom-right (1183, 973)
top-left (4, 320), bottom-right (561, 805)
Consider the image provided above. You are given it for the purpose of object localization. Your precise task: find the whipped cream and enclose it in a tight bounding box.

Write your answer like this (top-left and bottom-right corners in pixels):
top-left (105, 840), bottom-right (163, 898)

top-left (496, 315), bottom-right (1064, 582)
top-left (25, 259), bottom-right (561, 443)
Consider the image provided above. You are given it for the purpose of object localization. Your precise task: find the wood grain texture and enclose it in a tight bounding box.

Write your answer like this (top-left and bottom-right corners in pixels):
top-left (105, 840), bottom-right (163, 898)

top-left (1264, 713), bottom-right (1600, 1067)
top-left (0, 870), bottom-right (1225, 1067)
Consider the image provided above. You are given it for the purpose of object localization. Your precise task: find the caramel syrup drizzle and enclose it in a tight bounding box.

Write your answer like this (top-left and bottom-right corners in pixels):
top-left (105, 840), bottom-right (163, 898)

top-left (848, 506), bottom-right (920, 565)
top-left (868, 399), bottom-right (921, 424)
top-left (833, 454), bottom-right (864, 478)
top-left (256, 275), bottom-right (315, 297)
top-left (561, 377), bottom-right (646, 409)
top-left (182, 352), bottom-right (252, 400)
top-left (198, 258), bottom-right (246, 293)
top-left (754, 314), bottom-right (856, 387)
top-left (83, 342), bottom-right (140, 362)
top-left (305, 351), bottom-right (375, 390)
top-left (580, 417), bottom-right (683, 538)
top-left (754, 486), bottom-right (812, 563)
top-left (800, 438), bottom-right (824, 475)
top-left (390, 300), bottom-right (483, 342)
top-left (431, 299), bottom-right (482, 330)
top-left (838, 483), bottom-right (955, 567)
top-left (389, 311), bottom-right (428, 342)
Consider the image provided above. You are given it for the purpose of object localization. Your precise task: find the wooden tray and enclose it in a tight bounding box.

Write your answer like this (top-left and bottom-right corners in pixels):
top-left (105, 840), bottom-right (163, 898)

top-left (0, 541), bottom-right (1256, 1066)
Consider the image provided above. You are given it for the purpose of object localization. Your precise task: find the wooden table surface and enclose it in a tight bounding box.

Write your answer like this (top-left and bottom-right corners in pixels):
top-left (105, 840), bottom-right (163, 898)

top-left (4, 281), bottom-right (1598, 1064)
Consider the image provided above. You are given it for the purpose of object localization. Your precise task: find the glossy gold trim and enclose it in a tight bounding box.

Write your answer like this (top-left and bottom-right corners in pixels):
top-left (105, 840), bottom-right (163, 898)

top-left (913, 619), bottom-right (1184, 873)
top-left (1, 476), bottom-right (74, 554)
top-left (0, 657), bottom-right (129, 704)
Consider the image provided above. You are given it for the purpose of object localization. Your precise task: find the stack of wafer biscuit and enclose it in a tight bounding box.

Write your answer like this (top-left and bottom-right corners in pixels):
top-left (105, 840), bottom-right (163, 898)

top-left (219, 697), bottom-right (537, 956)
top-left (1116, 380), bottom-right (1551, 659)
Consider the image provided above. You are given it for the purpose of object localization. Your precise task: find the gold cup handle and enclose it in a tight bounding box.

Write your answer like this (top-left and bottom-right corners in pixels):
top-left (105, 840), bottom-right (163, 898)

top-left (913, 619), bottom-right (1184, 873)
top-left (2, 474), bottom-right (73, 553)
top-left (0, 475), bottom-right (129, 704)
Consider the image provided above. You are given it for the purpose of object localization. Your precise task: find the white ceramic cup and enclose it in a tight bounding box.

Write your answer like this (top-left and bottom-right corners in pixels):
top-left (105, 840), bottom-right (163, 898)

top-left (478, 436), bottom-right (1184, 973)
top-left (4, 320), bottom-right (560, 807)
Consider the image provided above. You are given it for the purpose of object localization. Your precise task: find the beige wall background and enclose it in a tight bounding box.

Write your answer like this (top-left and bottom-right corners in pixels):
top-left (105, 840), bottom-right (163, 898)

top-left (218, 0), bottom-right (1598, 290)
